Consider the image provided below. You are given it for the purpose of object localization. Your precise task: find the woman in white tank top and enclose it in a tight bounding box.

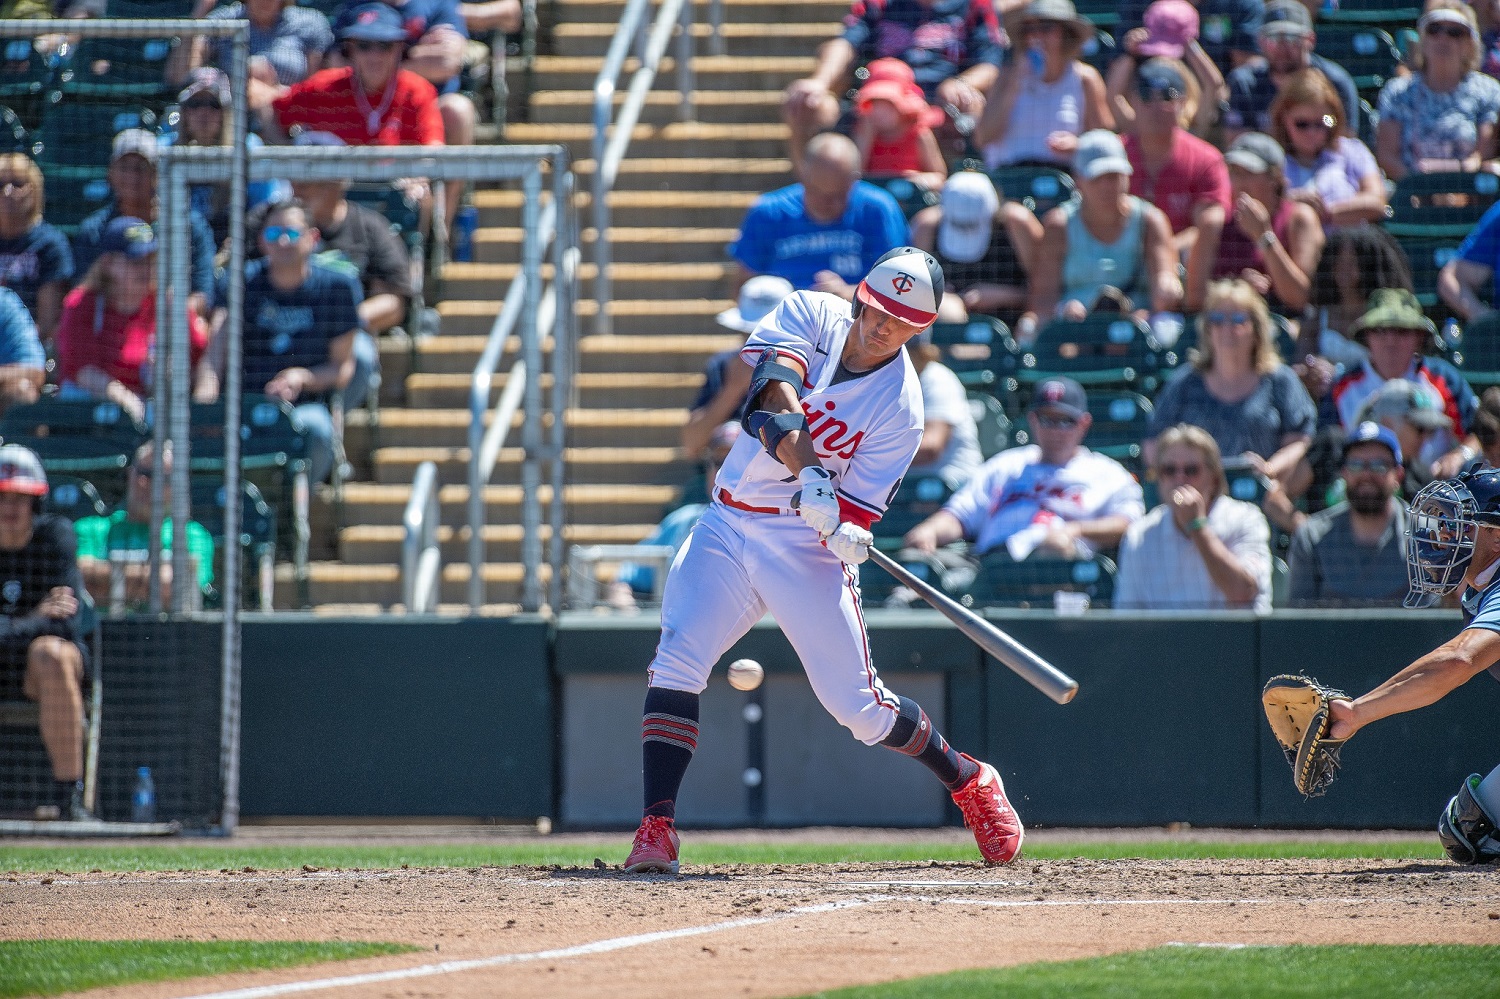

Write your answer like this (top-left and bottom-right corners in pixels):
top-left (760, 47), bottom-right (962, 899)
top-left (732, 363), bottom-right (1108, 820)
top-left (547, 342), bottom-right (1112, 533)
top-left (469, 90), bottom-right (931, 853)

top-left (974, 0), bottom-right (1114, 169)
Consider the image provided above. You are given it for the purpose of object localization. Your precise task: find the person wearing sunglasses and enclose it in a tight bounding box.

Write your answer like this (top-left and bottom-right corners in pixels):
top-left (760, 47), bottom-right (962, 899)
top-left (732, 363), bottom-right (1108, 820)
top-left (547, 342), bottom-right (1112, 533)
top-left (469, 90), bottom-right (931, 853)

top-left (1144, 278), bottom-right (1316, 491)
top-left (1221, 0), bottom-right (1361, 145)
top-left (194, 199), bottom-right (362, 486)
top-left (1213, 131), bottom-right (1323, 314)
top-left (1123, 58), bottom-right (1231, 313)
top-left (1115, 422), bottom-right (1271, 611)
top-left (1269, 69), bottom-right (1387, 231)
top-left (1286, 421), bottom-right (1411, 607)
top-left (1375, 1), bottom-right (1500, 181)
top-left (902, 376), bottom-right (1143, 563)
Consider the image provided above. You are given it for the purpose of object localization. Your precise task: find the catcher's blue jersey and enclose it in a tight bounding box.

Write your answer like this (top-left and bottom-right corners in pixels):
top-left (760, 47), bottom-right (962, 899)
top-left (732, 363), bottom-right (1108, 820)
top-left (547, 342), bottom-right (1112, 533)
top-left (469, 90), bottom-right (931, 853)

top-left (1459, 573), bottom-right (1500, 682)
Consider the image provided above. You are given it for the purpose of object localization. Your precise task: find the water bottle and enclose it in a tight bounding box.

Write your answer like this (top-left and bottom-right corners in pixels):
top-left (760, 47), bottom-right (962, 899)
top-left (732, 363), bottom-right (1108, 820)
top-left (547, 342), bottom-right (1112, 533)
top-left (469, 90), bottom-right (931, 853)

top-left (452, 204), bottom-right (478, 263)
top-left (131, 766), bottom-right (156, 823)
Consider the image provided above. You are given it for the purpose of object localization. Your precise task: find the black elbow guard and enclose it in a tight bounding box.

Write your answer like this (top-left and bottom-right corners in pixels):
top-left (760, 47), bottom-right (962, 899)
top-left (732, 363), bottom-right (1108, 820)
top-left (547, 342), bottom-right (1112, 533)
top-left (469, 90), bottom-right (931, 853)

top-left (744, 409), bottom-right (808, 462)
top-left (746, 348), bottom-right (805, 408)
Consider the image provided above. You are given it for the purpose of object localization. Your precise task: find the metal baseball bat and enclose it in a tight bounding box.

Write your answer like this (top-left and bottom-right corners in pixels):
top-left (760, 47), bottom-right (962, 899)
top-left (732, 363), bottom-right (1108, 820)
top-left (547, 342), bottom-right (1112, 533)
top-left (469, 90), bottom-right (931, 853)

top-left (867, 547), bottom-right (1079, 705)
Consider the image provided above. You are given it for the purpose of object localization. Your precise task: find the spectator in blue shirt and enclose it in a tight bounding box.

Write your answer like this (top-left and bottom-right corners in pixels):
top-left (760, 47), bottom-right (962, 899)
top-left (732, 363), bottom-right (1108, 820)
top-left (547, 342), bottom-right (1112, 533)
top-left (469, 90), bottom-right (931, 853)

top-left (195, 200), bottom-right (364, 484)
top-left (1440, 199), bottom-right (1500, 322)
top-left (0, 286), bottom-right (45, 413)
top-left (71, 130), bottom-right (216, 319)
top-left (0, 153), bottom-right (73, 345)
top-left (730, 133), bottom-right (909, 299)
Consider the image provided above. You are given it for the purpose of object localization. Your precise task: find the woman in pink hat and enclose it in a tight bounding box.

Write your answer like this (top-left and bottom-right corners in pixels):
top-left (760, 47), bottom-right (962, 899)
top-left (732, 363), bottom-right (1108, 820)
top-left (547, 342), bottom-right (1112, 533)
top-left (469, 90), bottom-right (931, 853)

top-left (1106, 0), bottom-right (1226, 137)
top-left (851, 59), bottom-right (949, 193)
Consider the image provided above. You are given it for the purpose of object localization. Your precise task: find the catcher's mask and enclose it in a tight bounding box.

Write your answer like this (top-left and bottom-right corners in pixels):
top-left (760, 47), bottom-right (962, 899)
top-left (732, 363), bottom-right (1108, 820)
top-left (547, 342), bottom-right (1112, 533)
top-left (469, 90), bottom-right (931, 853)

top-left (1405, 462), bottom-right (1500, 606)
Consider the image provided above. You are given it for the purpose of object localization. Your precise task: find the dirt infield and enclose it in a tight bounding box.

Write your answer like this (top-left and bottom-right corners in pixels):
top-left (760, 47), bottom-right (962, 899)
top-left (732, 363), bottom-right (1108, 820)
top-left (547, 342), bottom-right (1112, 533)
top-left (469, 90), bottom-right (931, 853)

top-left (8, 830), bottom-right (1500, 999)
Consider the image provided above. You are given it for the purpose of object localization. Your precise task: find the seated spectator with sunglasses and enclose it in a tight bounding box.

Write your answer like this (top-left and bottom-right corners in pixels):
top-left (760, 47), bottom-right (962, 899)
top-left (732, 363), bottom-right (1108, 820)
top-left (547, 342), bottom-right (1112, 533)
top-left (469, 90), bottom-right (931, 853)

top-left (1286, 421), bottom-right (1411, 607)
top-left (74, 442), bottom-right (213, 613)
top-left (1115, 423), bottom-right (1271, 611)
top-left (902, 377), bottom-right (1143, 563)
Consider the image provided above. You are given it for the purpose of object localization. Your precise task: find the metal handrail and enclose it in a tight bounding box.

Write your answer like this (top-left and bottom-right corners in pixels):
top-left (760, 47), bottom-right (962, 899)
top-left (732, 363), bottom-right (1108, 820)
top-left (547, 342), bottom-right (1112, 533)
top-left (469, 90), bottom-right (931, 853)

top-left (467, 198), bottom-right (557, 609)
top-left (402, 461), bottom-right (441, 613)
top-left (590, 0), bottom-right (699, 335)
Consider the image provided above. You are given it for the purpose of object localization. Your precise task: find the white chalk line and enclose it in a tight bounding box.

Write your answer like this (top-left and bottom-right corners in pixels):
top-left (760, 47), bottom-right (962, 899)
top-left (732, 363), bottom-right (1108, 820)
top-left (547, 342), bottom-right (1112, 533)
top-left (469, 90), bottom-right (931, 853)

top-left (168, 899), bottom-right (872, 999)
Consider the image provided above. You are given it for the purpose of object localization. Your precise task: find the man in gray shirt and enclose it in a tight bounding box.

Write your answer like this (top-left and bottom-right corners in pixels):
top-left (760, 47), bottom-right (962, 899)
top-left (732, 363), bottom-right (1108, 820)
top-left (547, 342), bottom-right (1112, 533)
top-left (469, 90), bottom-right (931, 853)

top-left (1288, 422), bottom-right (1410, 607)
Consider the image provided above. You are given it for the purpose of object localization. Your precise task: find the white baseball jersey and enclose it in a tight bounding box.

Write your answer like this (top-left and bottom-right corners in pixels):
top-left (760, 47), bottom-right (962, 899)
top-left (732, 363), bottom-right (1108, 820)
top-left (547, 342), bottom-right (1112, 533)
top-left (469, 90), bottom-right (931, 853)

top-left (944, 445), bottom-right (1144, 556)
top-left (713, 290), bottom-right (925, 527)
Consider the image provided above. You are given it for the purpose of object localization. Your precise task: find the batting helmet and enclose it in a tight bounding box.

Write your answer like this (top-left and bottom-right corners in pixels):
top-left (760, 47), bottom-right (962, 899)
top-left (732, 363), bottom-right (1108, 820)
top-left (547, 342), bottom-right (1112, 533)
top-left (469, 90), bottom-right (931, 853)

top-left (0, 444), bottom-right (47, 499)
top-left (854, 246), bottom-right (944, 327)
top-left (1405, 461), bottom-right (1500, 605)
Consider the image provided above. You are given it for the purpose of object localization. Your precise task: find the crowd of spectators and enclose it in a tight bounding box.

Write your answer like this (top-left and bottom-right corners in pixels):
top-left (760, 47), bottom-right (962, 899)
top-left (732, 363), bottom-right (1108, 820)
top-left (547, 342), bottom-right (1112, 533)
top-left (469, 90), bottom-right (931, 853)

top-left (726, 0), bottom-right (1500, 611)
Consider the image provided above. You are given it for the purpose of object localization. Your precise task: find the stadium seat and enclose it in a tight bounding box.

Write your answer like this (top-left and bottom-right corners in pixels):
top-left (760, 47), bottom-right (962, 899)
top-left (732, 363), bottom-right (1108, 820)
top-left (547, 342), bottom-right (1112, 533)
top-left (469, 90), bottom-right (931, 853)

top-left (1450, 312), bottom-right (1500, 389)
top-left (1013, 389), bottom-right (1153, 473)
top-left (55, 37), bottom-right (179, 103)
top-left (0, 398), bottom-right (148, 504)
top-left (1319, 0), bottom-right (1420, 25)
top-left (929, 316), bottom-right (1016, 395)
top-left (968, 392), bottom-right (1011, 459)
top-left (987, 165), bottom-right (1076, 218)
top-left (1073, 0), bottom-right (1118, 28)
top-left (299, 0), bottom-right (345, 17)
top-left (189, 476), bottom-right (278, 612)
top-left (856, 537), bottom-right (952, 607)
top-left (1314, 25), bottom-right (1402, 99)
top-left (104, 0), bottom-right (196, 15)
top-left (872, 474), bottom-right (952, 540)
top-left (43, 171), bottom-right (112, 235)
top-left (188, 396), bottom-right (313, 608)
top-left (43, 474), bottom-right (110, 521)
top-left (1397, 237), bottom-right (1460, 310)
top-left (1385, 171), bottom-right (1500, 240)
top-left (0, 106), bottom-right (30, 156)
top-left (865, 176), bottom-right (939, 220)
top-left (35, 100), bottom-right (157, 172)
top-left (1001, 313), bottom-right (1169, 397)
top-left (0, 38), bottom-right (56, 125)
top-left (958, 550), bottom-right (1117, 609)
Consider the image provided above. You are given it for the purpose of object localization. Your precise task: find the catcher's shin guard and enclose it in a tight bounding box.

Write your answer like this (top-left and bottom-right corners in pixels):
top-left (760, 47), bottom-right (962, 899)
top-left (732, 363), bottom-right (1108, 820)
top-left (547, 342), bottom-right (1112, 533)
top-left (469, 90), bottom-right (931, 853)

top-left (1438, 774), bottom-right (1500, 865)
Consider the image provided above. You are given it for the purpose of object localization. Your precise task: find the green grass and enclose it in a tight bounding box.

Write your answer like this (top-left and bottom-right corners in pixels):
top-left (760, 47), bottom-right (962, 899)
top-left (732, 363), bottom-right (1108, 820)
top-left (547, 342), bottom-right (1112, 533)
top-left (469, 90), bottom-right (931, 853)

top-left (801, 945), bottom-right (1500, 999)
top-left (0, 838), bottom-right (1444, 873)
top-left (0, 939), bottom-right (415, 998)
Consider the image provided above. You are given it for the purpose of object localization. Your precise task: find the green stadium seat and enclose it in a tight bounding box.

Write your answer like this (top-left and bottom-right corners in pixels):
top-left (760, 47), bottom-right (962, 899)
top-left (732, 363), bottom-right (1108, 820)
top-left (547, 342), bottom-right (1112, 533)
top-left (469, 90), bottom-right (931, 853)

top-left (1319, 0), bottom-right (1420, 25)
top-left (0, 106), bottom-right (30, 156)
top-left (872, 474), bottom-right (952, 540)
top-left (43, 171), bottom-right (112, 234)
top-left (299, 0), bottom-right (345, 18)
top-left (0, 38), bottom-right (56, 125)
top-left (1314, 25), bottom-right (1402, 98)
top-left (1450, 312), bottom-right (1500, 389)
top-left (929, 316), bottom-right (1016, 395)
top-left (1073, 0), bottom-right (1118, 28)
top-left (35, 100), bottom-right (157, 172)
top-left (43, 474), bottom-right (109, 521)
top-left (958, 550), bottom-right (1118, 609)
top-left (0, 398), bottom-right (148, 504)
top-left (190, 476), bottom-right (277, 612)
top-left (1397, 237), bottom-right (1460, 310)
top-left (967, 392), bottom-right (1011, 459)
top-left (56, 37), bottom-right (179, 103)
top-left (1001, 313), bottom-right (1170, 397)
top-left (987, 165), bottom-right (1076, 217)
top-left (104, 0), bottom-right (196, 15)
top-left (1385, 171), bottom-right (1500, 240)
top-left (865, 176), bottom-right (940, 220)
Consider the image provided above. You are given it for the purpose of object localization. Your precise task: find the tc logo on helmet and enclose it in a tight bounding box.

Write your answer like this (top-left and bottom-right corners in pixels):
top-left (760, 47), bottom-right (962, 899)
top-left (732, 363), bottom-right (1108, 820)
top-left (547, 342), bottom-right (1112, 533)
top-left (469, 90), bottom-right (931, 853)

top-left (891, 272), bottom-right (915, 295)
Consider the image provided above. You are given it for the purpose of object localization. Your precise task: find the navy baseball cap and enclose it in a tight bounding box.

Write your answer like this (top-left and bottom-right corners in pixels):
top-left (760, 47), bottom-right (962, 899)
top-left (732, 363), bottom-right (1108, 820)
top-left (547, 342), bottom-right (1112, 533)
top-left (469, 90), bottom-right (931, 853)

top-left (101, 216), bottom-right (156, 258)
top-left (1030, 377), bottom-right (1088, 419)
top-left (338, 1), bottom-right (407, 42)
top-left (1343, 421), bottom-right (1403, 468)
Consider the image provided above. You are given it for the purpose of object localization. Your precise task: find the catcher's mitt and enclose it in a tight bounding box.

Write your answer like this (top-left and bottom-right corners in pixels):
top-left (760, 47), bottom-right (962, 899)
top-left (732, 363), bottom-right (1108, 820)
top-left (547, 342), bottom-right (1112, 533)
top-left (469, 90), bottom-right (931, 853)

top-left (1262, 674), bottom-right (1349, 798)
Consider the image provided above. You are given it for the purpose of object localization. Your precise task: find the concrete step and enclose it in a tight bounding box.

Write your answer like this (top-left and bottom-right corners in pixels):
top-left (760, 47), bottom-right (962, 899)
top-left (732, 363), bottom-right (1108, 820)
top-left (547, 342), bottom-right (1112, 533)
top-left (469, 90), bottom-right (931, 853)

top-left (474, 225), bottom-right (739, 264)
top-left (531, 88), bottom-right (784, 124)
top-left (472, 188), bottom-right (758, 229)
top-left (277, 561), bottom-right (554, 608)
top-left (441, 260), bottom-right (732, 300)
top-left (552, 21), bottom-right (835, 58)
top-left (371, 444), bottom-right (690, 486)
top-left (407, 370), bottom-right (705, 408)
top-left (406, 332), bottom-right (553, 374)
top-left (340, 481), bottom-right (679, 527)
top-left (517, 54), bottom-right (814, 93)
top-left (339, 521), bottom-right (656, 565)
top-left (345, 406), bottom-right (687, 450)
top-left (503, 120), bottom-right (788, 160)
top-left (572, 155), bottom-right (792, 192)
top-left (435, 298), bottom-right (731, 336)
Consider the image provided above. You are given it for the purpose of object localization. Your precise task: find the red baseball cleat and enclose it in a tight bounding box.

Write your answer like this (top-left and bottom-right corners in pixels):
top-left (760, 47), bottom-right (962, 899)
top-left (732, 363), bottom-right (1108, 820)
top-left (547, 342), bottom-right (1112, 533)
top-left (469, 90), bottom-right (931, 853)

top-left (624, 815), bottom-right (680, 874)
top-left (951, 754), bottom-right (1024, 865)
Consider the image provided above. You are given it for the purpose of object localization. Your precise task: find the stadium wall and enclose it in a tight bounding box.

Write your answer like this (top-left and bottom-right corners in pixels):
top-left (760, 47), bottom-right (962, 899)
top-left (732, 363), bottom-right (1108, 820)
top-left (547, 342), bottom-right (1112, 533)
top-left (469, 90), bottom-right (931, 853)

top-left (79, 613), bottom-right (1500, 828)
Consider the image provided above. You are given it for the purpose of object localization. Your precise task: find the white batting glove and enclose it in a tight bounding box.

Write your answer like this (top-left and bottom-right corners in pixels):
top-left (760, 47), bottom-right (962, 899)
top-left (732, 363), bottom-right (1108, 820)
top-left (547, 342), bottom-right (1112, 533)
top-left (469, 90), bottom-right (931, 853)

top-left (792, 465), bottom-right (840, 537)
top-left (824, 523), bottom-right (873, 565)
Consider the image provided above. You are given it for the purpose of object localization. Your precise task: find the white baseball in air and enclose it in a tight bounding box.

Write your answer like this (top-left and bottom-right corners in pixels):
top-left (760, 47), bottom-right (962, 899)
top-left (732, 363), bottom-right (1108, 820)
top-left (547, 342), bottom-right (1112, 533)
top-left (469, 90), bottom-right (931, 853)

top-left (727, 658), bottom-right (764, 691)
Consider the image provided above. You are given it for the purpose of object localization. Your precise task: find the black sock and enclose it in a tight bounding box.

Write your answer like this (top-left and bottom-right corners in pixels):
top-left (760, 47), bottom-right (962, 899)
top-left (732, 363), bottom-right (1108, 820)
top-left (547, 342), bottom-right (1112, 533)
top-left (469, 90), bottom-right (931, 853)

top-left (54, 779), bottom-right (80, 809)
top-left (881, 698), bottom-right (978, 791)
top-left (641, 686), bottom-right (699, 820)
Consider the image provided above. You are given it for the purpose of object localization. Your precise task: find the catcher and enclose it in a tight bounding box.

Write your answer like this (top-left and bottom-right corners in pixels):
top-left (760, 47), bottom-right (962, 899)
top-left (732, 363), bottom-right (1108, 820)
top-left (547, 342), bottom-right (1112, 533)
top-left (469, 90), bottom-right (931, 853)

top-left (1264, 461), bottom-right (1500, 865)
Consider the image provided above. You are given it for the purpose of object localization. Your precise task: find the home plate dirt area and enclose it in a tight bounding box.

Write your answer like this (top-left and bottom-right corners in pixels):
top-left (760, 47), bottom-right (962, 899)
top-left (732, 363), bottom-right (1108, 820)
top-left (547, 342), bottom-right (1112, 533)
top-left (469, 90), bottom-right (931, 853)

top-left (8, 855), bottom-right (1500, 998)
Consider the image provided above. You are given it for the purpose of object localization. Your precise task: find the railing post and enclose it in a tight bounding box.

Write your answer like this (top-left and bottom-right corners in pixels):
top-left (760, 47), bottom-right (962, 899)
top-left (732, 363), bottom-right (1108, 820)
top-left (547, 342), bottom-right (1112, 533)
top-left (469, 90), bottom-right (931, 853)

top-left (677, 0), bottom-right (695, 122)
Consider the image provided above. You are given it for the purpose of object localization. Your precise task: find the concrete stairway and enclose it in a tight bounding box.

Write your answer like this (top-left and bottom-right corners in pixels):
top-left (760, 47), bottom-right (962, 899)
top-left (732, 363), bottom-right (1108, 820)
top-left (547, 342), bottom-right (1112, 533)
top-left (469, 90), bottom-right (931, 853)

top-left (291, 0), bottom-right (848, 611)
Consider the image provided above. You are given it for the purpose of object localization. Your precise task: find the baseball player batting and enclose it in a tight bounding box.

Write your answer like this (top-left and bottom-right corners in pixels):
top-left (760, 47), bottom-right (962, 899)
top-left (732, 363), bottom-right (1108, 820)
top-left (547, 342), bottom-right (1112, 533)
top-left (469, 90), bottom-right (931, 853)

top-left (624, 247), bottom-right (1024, 874)
top-left (1266, 462), bottom-right (1500, 864)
